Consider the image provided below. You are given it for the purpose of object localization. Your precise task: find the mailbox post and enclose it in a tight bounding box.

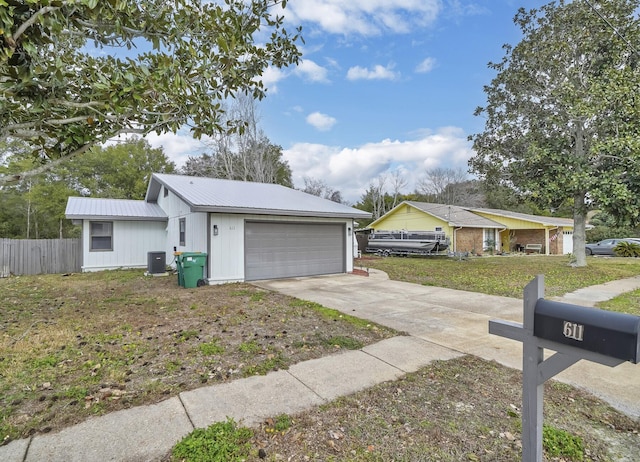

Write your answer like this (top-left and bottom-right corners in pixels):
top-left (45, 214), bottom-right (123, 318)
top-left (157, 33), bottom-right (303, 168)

top-left (489, 275), bottom-right (640, 462)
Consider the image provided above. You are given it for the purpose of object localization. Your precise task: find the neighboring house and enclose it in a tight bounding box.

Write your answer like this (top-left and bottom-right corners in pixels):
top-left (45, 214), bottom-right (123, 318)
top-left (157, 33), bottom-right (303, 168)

top-left (366, 201), bottom-right (574, 255)
top-left (469, 207), bottom-right (574, 255)
top-left (65, 173), bottom-right (371, 283)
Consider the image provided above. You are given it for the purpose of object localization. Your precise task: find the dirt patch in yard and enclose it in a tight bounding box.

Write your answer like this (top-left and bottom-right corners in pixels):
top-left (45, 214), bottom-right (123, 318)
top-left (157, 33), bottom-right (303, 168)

top-left (0, 270), bottom-right (396, 443)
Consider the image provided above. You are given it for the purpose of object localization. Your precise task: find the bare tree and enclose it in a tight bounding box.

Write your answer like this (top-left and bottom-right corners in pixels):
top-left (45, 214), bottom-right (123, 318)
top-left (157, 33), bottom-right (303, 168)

top-left (301, 177), bottom-right (343, 203)
top-left (388, 170), bottom-right (408, 208)
top-left (369, 175), bottom-right (387, 220)
top-left (416, 167), bottom-right (468, 204)
top-left (302, 177), bottom-right (326, 197)
top-left (182, 93), bottom-right (292, 186)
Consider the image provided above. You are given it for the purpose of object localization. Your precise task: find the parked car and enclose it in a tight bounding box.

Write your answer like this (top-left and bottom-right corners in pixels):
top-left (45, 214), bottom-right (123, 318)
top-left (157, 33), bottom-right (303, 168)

top-left (585, 238), bottom-right (640, 256)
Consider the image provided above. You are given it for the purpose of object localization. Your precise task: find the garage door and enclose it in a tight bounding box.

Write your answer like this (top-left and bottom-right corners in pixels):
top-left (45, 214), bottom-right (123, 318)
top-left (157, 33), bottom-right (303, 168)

top-left (563, 231), bottom-right (573, 254)
top-left (245, 222), bottom-right (345, 281)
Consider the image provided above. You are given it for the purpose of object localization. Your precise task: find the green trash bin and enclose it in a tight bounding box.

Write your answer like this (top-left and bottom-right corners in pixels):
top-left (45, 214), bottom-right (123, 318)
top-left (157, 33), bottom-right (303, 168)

top-left (180, 252), bottom-right (207, 288)
top-left (175, 253), bottom-right (185, 287)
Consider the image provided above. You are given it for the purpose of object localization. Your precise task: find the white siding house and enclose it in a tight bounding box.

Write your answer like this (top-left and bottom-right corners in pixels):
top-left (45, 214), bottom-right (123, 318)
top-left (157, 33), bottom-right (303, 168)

top-left (66, 174), bottom-right (371, 283)
top-left (65, 197), bottom-right (167, 272)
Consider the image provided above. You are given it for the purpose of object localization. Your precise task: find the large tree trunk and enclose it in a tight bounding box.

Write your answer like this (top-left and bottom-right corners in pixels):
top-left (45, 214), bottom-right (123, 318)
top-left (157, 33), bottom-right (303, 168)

top-left (572, 191), bottom-right (588, 267)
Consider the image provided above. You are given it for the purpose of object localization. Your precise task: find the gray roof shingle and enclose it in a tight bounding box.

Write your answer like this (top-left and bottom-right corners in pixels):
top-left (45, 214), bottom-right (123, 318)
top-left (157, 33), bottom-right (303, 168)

top-left (468, 207), bottom-right (574, 227)
top-left (404, 202), bottom-right (505, 228)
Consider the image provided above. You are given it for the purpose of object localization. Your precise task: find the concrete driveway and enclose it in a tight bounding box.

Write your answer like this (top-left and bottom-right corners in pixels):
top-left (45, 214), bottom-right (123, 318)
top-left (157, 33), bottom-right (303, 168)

top-left (254, 269), bottom-right (640, 419)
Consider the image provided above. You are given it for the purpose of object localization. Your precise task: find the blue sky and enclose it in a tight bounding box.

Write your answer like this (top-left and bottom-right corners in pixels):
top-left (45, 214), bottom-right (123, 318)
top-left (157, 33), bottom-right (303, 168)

top-left (147, 0), bottom-right (550, 203)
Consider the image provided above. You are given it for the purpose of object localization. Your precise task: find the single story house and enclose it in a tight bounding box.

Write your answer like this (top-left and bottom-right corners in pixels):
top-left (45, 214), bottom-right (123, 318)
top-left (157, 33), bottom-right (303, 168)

top-left (65, 173), bottom-right (371, 283)
top-left (366, 201), bottom-right (574, 255)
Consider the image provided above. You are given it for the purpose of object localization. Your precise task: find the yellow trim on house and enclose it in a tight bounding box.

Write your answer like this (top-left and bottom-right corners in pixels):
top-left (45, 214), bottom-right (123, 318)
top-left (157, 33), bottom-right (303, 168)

top-left (369, 203), bottom-right (454, 235)
top-left (473, 212), bottom-right (547, 230)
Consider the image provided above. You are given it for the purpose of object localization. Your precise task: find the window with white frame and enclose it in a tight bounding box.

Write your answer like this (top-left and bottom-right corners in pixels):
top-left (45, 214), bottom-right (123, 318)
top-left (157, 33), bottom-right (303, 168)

top-left (483, 228), bottom-right (496, 249)
top-left (90, 221), bottom-right (113, 251)
top-left (179, 218), bottom-right (186, 246)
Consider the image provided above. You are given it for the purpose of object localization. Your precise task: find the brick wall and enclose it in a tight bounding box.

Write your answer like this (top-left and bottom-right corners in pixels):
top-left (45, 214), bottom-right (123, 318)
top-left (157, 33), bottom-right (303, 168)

top-left (455, 228), bottom-right (484, 253)
top-left (509, 229), bottom-right (566, 255)
top-left (549, 229), bottom-right (566, 255)
top-left (509, 229), bottom-right (544, 252)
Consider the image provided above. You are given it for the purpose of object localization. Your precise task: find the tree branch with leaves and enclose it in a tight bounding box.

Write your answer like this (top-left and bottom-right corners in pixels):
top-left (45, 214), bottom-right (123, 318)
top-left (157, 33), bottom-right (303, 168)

top-left (0, 0), bottom-right (302, 185)
top-left (469, 0), bottom-right (640, 267)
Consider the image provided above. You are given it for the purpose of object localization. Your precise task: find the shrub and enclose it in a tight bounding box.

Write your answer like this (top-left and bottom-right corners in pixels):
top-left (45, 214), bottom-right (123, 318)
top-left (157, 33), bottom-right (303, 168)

top-left (614, 241), bottom-right (640, 257)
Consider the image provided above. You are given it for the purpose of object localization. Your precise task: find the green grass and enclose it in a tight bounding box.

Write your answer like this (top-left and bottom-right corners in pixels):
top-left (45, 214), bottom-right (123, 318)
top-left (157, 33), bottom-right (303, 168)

top-left (289, 299), bottom-right (378, 330)
top-left (597, 288), bottom-right (640, 315)
top-left (359, 255), bottom-right (640, 298)
top-left (321, 335), bottom-right (364, 350)
top-left (0, 270), bottom-right (397, 444)
top-left (198, 339), bottom-right (225, 356)
top-left (243, 352), bottom-right (288, 377)
top-left (230, 288), bottom-right (266, 302)
top-left (177, 330), bottom-right (200, 342)
top-left (238, 340), bottom-right (261, 354)
top-left (543, 425), bottom-right (585, 461)
top-left (272, 414), bottom-right (292, 432)
top-left (171, 418), bottom-right (254, 462)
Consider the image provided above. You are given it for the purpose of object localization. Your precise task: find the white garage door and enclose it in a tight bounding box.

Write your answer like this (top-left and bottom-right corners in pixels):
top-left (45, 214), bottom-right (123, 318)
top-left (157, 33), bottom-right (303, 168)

top-left (563, 231), bottom-right (573, 254)
top-left (245, 222), bottom-right (345, 281)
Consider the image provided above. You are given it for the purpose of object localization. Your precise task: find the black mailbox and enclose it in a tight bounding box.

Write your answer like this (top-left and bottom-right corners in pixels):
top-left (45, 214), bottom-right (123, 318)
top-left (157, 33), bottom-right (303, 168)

top-left (534, 299), bottom-right (640, 364)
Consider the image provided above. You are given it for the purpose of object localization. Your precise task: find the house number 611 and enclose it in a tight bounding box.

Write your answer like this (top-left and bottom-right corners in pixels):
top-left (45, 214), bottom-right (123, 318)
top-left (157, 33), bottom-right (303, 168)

top-left (563, 321), bottom-right (584, 341)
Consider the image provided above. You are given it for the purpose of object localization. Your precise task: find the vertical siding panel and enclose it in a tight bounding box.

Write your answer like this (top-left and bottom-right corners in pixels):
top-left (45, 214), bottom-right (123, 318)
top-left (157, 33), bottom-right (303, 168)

top-left (81, 221), bottom-right (167, 272)
top-left (210, 214), bottom-right (245, 282)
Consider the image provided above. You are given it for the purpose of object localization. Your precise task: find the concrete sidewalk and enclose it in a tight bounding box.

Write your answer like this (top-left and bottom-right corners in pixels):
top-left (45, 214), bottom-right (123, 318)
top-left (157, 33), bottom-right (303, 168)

top-left (1, 336), bottom-right (460, 462)
top-left (2, 271), bottom-right (640, 461)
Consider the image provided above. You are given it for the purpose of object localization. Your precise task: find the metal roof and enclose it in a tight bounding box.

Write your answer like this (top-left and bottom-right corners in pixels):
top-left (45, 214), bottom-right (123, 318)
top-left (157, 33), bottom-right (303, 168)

top-left (403, 202), bottom-right (505, 228)
top-left (65, 197), bottom-right (168, 221)
top-left (468, 207), bottom-right (574, 228)
top-left (146, 173), bottom-right (371, 219)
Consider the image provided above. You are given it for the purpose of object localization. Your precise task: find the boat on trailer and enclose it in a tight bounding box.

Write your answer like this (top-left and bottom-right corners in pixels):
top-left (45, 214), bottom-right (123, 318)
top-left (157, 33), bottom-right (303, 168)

top-left (365, 230), bottom-right (450, 256)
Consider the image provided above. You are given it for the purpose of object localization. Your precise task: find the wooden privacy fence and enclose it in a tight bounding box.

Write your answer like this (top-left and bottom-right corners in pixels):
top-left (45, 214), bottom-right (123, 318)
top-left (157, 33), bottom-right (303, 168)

top-left (0, 238), bottom-right (82, 277)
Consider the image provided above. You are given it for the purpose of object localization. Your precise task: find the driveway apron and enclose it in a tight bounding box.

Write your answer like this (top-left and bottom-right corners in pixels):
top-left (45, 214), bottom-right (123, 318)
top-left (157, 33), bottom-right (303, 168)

top-left (254, 270), bottom-right (640, 419)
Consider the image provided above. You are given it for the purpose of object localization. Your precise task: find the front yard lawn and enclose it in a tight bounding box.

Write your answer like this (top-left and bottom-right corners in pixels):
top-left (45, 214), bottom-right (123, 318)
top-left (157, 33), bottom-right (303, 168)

top-left (357, 254), bottom-right (640, 304)
top-left (0, 270), bottom-right (396, 443)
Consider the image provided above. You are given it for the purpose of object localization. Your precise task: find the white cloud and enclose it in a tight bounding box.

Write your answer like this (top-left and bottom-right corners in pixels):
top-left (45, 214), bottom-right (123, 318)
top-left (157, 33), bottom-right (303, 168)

top-left (284, 0), bottom-right (442, 36)
top-left (416, 57), bottom-right (437, 73)
top-left (261, 66), bottom-right (288, 93)
top-left (283, 127), bottom-right (473, 203)
top-left (306, 112), bottom-right (337, 131)
top-left (347, 64), bottom-right (398, 81)
top-left (447, 0), bottom-right (489, 18)
top-left (294, 59), bottom-right (330, 83)
top-left (143, 132), bottom-right (210, 168)
top-left (106, 131), bottom-right (210, 169)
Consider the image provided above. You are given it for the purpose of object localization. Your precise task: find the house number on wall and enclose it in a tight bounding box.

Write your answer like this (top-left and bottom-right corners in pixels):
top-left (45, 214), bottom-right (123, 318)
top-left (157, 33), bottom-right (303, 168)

top-left (563, 321), bottom-right (585, 341)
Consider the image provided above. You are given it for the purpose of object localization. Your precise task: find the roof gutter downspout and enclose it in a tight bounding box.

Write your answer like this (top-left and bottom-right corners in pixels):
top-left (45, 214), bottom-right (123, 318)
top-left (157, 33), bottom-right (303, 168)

top-left (453, 226), bottom-right (463, 252)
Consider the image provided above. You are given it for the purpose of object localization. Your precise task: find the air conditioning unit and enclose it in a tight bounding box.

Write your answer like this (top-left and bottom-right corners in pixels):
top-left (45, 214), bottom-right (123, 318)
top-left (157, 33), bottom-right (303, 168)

top-left (147, 252), bottom-right (166, 274)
